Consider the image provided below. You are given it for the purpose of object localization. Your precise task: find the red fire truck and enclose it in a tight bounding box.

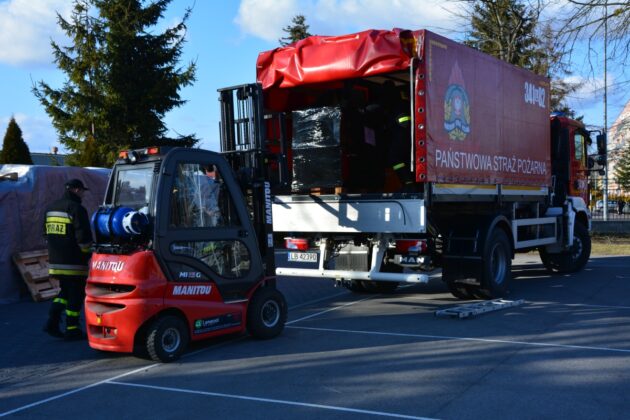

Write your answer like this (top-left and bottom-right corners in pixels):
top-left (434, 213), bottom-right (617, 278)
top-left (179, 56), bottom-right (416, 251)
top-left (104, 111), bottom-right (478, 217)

top-left (220, 28), bottom-right (593, 298)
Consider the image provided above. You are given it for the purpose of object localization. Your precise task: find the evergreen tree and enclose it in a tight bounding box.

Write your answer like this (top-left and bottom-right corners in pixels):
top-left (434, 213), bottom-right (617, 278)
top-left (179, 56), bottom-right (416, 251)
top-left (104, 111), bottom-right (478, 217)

top-left (529, 23), bottom-right (582, 116)
top-left (279, 15), bottom-right (312, 46)
top-left (0, 117), bottom-right (33, 164)
top-left (463, 0), bottom-right (578, 115)
top-left (464, 0), bottom-right (540, 68)
top-left (614, 142), bottom-right (630, 191)
top-left (33, 0), bottom-right (197, 167)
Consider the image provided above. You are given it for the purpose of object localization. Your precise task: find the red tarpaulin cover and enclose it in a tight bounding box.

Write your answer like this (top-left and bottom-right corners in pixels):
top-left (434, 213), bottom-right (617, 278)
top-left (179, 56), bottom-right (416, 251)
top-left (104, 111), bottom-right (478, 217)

top-left (256, 28), bottom-right (418, 89)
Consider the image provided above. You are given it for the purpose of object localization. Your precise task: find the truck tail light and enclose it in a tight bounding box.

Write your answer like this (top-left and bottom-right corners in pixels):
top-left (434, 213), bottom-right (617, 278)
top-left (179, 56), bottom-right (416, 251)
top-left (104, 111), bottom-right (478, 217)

top-left (285, 237), bottom-right (309, 251)
top-left (395, 239), bottom-right (427, 253)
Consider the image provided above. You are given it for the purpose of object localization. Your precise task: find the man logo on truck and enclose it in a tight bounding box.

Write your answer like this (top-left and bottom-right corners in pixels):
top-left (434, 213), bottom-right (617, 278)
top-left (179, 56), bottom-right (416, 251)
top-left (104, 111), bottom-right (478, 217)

top-left (443, 62), bottom-right (471, 141)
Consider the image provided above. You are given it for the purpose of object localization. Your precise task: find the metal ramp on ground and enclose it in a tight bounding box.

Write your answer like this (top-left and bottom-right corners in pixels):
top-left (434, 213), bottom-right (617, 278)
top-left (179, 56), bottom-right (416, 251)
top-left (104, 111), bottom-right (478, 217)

top-left (435, 299), bottom-right (525, 319)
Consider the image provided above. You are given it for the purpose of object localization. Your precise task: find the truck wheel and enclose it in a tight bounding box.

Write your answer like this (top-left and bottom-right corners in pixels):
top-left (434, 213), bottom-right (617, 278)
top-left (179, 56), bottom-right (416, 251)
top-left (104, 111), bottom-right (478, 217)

top-left (539, 222), bottom-right (591, 274)
top-left (247, 287), bottom-right (287, 339)
top-left (478, 229), bottom-right (512, 298)
top-left (146, 315), bottom-right (189, 363)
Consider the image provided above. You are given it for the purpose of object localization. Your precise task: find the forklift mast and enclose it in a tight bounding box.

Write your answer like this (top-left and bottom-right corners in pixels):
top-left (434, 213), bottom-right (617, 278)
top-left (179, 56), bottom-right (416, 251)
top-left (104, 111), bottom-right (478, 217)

top-left (218, 84), bottom-right (287, 277)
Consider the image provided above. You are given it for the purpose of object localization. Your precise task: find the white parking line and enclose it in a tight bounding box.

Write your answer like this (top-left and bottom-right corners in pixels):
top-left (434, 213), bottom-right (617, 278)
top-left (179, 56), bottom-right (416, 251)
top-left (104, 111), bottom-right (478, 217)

top-left (107, 381), bottom-right (437, 420)
top-left (560, 302), bottom-right (630, 310)
top-left (0, 364), bottom-right (159, 417)
top-left (287, 295), bottom-right (375, 325)
top-left (287, 325), bottom-right (630, 354)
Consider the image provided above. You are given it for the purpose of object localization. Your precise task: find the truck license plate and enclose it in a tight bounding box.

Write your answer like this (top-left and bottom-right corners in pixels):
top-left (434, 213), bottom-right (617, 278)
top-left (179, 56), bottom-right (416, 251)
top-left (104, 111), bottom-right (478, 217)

top-left (287, 252), bottom-right (318, 263)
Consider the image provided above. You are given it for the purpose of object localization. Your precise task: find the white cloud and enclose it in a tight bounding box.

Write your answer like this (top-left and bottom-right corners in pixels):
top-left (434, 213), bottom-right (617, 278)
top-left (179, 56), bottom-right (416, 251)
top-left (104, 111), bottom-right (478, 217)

top-left (235, 0), bottom-right (460, 42)
top-left (235, 0), bottom-right (298, 42)
top-left (0, 0), bottom-right (72, 66)
top-left (561, 74), bottom-right (612, 104)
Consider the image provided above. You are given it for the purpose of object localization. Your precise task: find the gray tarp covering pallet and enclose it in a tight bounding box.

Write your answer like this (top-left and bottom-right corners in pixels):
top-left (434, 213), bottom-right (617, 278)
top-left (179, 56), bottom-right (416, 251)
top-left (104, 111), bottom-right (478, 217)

top-left (435, 299), bottom-right (525, 319)
top-left (0, 165), bottom-right (110, 303)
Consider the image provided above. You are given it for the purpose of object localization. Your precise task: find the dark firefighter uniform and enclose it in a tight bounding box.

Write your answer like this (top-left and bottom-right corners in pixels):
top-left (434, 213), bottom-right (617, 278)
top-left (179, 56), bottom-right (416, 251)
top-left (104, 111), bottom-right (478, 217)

top-left (362, 82), bottom-right (414, 190)
top-left (43, 179), bottom-right (93, 340)
top-left (388, 110), bottom-right (413, 187)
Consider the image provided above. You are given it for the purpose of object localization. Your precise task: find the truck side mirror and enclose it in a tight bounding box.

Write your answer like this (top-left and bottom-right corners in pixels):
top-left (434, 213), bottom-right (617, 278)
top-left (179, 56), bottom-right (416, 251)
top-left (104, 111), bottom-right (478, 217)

top-left (587, 156), bottom-right (595, 169)
top-left (596, 133), bottom-right (606, 155)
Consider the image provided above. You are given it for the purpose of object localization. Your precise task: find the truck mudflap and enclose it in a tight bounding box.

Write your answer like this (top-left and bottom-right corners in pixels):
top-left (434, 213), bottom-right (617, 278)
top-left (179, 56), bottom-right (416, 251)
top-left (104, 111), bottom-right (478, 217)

top-left (272, 195), bottom-right (426, 234)
top-left (276, 240), bottom-right (429, 283)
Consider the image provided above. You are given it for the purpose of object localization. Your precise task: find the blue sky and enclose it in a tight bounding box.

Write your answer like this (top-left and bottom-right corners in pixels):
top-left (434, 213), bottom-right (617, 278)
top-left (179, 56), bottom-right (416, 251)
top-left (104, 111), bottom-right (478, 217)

top-left (0, 0), bottom-right (627, 154)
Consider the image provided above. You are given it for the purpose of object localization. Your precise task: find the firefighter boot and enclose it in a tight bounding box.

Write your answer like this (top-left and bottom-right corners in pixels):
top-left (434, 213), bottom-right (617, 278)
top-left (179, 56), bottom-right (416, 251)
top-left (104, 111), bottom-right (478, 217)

top-left (64, 308), bottom-right (85, 341)
top-left (64, 328), bottom-right (86, 341)
top-left (43, 320), bottom-right (64, 338)
top-left (43, 298), bottom-right (65, 338)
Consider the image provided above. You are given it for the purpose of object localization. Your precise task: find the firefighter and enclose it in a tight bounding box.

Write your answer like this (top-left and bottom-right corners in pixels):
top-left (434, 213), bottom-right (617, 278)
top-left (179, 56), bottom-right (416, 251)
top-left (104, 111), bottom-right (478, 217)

top-left (42, 178), bottom-right (93, 340)
top-left (383, 82), bottom-right (414, 189)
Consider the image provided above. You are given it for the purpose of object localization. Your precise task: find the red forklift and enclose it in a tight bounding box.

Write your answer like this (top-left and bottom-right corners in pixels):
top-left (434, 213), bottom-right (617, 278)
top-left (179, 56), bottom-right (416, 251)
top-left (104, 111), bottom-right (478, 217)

top-left (85, 88), bottom-right (286, 362)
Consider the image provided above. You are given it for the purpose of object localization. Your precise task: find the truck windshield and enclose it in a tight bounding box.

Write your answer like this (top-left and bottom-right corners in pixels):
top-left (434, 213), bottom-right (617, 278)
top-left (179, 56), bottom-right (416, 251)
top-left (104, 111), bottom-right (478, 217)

top-left (114, 164), bottom-right (154, 210)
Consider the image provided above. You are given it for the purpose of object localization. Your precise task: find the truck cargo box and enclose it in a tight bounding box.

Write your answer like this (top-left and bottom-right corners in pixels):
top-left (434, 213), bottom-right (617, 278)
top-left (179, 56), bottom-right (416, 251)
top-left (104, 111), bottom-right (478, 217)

top-left (420, 31), bottom-right (550, 187)
top-left (257, 29), bottom-right (552, 189)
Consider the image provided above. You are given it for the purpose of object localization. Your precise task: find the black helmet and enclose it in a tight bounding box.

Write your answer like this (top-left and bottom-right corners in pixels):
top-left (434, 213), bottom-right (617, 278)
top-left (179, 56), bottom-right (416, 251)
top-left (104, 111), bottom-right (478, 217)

top-left (65, 178), bottom-right (89, 191)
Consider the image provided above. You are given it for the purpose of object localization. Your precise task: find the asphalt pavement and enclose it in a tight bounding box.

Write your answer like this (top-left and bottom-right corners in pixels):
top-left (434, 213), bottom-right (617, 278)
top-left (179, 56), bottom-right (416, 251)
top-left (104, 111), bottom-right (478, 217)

top-left (1, 253), bottom-right (629, 419)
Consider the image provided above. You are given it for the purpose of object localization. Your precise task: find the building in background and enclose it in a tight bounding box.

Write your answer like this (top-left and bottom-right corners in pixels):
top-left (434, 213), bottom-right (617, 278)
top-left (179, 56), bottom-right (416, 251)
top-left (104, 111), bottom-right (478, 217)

top-left (607, 100), bottom-right (630, 196)
top-left (30, 147), bottom-right (66, 166)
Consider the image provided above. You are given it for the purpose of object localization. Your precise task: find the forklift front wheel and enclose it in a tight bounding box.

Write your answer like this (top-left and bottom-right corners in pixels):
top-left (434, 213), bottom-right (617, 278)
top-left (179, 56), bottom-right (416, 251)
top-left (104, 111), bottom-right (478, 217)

top-left (146, 315), bottom-right (189, 363)
top-left (247, 288), bottom-right (287, 339)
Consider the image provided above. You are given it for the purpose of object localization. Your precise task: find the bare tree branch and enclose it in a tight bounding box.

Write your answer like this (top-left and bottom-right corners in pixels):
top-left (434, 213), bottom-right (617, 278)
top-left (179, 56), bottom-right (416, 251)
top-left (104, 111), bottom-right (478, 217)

top-left (559, 0), bottom-right (630, 66)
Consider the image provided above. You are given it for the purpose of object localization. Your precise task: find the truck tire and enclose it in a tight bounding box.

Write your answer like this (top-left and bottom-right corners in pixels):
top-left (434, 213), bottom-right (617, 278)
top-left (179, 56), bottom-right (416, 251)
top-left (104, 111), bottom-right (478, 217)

top-left (539, 222), bottom-right (591, 274)
top-left (146, 315), bottom-right (189, 363)
top-left (247, 287), bottom-right (287, 339)
top-left (477, 229), bottom-right (512, 299)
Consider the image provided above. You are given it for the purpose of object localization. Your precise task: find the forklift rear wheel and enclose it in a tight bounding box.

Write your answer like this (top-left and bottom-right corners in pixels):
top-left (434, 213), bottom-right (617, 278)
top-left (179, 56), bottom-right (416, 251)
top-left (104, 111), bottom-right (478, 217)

top-left (247, 288), bottom-right (287, 339)
top-left (146, 315), bottom-right (189, 363)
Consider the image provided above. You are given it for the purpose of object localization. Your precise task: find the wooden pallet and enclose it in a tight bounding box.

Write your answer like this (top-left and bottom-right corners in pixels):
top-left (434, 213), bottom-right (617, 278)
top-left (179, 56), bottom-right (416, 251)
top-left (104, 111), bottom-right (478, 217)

top-left (12, 249), bottom-right (60, 302)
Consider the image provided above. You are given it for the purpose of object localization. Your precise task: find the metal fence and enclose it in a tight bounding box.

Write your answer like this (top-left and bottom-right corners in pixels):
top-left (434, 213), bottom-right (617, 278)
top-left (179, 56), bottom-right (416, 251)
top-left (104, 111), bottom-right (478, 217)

top-left (589, 190), bottom-right (630, 220)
